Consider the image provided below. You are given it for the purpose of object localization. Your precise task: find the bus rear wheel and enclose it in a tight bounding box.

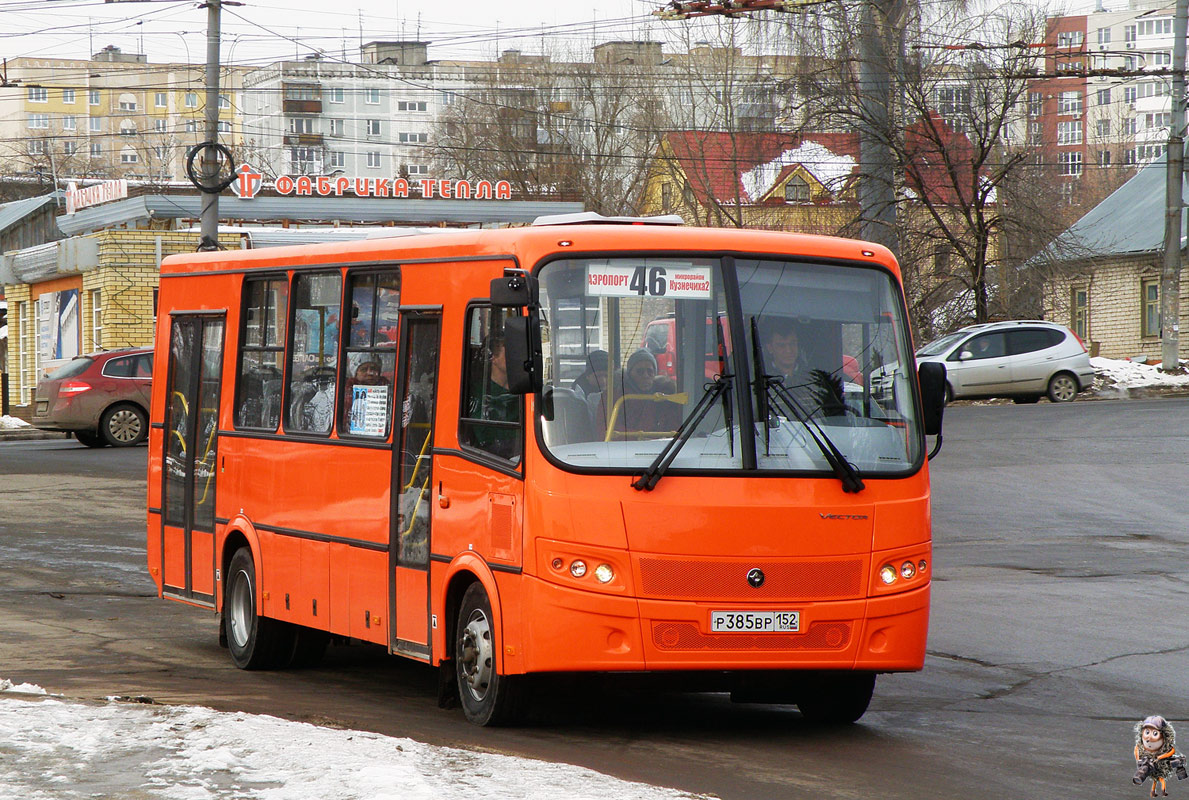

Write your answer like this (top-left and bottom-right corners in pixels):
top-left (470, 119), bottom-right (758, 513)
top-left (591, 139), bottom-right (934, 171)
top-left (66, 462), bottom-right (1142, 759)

top-left (224, 548), bottom-right (296, 670)
top-left (796, 672), bottom-right (876, 724)
top-left (455, 582), bottom-right (523, 726)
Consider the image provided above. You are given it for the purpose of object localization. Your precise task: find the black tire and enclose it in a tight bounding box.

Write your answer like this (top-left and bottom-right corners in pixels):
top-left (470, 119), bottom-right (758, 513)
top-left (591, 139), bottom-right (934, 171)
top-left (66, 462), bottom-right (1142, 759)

top-left (796, 672), bottom-right (876, 724)
top-left (100, 403), bottom-right (148, 447)
top-left (1047, 372), bottom-right (1079, 403)
top-left (75, 430), bottom-right (108, 448)
top-left (943, 383), bottom-right (953, 405)
top-left (223, 548), bottom-right (296, 670)
top-left (455, 582), bottom-right (524, 726)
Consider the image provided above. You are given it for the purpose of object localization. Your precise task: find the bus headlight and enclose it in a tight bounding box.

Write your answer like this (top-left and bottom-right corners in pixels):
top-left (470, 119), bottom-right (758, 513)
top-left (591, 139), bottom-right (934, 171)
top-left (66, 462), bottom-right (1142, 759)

top-left (900, 561), bottom-right (916, 579)
top-left (570, 560), bottom-right (587, 578)
top-left (594, 564), bottom-right (614, 584)
top-left (879, 564), bottom-right (898, 585)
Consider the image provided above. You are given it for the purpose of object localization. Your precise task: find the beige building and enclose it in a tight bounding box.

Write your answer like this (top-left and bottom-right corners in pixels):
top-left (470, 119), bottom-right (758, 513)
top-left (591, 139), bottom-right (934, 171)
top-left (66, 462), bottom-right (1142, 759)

top-left (0, 46), bottom-right (246, 184)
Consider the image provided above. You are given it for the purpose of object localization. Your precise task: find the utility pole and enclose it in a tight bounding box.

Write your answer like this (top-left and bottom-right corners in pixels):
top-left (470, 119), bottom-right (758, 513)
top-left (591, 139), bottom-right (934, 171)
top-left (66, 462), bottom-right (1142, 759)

top-left (1161, 0), bottom-right (1188, 371)
top-left (198, 0), bottom-right (223, 251)
top-left (857, 0), bottom-right (900, 257)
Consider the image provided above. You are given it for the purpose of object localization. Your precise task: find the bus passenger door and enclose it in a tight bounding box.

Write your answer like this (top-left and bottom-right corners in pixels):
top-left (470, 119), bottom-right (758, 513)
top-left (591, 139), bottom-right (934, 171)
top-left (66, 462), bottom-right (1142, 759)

top-left (160, 314), bottom-right (224, 606)
top-left (390, 311), bottom-right (440, 659)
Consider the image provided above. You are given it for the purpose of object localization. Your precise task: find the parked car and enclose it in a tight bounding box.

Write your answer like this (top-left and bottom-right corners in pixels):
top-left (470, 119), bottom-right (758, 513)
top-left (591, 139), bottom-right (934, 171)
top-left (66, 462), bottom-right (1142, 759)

top-left (32, 347), bottom-right (153, 446)
top-left (915, 320), bottom-right (1095, 404)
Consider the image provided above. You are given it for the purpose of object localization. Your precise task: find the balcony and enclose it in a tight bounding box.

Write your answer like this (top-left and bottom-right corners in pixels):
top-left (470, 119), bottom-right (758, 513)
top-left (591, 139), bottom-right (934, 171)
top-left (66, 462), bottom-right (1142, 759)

top-left (284, 133), bottom-right (324, 146)
top-left (283, 99), bottom-right (322, 114)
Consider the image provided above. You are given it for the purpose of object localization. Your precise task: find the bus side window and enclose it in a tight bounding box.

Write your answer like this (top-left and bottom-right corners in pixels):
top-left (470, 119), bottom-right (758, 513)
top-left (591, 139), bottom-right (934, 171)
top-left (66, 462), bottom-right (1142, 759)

top-left (286, 272), bottom-right (342, 435)
top-left (340, 270), bottom-right (399, 438)
top-left (458, 306), bottom-right (522, 463)
top-left (235, 276), bottom-right (288, 430)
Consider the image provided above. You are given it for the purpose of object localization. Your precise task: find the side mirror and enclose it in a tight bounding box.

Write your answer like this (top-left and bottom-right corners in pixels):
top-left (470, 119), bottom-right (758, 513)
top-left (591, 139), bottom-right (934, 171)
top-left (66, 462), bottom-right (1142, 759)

top-left (490, 269), bottom-right (538, 308)
top-left (957, 350), bottom-right (973, 361)
top-left (917, 362), bottom-right (946, 437)
top-left (503, 314), bottom-right (543, 395)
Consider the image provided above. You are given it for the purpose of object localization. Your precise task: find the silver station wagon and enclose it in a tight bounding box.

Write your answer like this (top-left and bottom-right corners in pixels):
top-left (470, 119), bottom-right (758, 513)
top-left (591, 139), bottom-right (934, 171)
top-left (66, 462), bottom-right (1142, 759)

top-left (915, 320), bottom-right (1095, 404)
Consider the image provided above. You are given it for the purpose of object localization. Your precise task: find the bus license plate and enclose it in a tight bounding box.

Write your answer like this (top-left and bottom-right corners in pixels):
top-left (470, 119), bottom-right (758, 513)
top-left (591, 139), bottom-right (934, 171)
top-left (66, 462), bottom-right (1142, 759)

top-left (711, 611), bottom-right (800, 633)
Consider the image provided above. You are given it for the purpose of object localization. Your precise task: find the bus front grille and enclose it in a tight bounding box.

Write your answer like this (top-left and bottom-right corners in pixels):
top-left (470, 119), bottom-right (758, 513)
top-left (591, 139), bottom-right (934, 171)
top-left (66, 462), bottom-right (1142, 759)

top-left (650, 620), bottom-right (852, 651)
top-left (637, 557), bottom-right (864, 601)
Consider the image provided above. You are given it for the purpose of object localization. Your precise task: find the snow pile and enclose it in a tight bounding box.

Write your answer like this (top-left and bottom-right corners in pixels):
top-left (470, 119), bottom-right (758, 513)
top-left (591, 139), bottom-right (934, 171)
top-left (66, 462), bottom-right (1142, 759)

top-left (740, 141), bottom-right (855, 202)
top-left (0, 687), bottom-right (715, 800)
top-left (1092, 357), bottom-right (1189, 393)
top-left (0, 415), bottom-right (32, 430)
top-left (0, 679), bottom-right (47, 694)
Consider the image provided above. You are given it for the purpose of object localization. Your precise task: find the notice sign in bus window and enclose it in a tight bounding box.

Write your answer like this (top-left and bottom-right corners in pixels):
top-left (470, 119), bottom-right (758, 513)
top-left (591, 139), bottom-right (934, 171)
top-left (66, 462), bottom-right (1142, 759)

top-left (348, 384), bottom-right (389, 436)
top-left (586, 263), bottom-right (712, 299)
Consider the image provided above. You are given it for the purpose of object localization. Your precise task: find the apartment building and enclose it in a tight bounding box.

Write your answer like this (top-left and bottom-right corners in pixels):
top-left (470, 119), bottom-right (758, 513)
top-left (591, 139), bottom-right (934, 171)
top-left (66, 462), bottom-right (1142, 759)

top-left (0, 46), bottom-right (247, 183)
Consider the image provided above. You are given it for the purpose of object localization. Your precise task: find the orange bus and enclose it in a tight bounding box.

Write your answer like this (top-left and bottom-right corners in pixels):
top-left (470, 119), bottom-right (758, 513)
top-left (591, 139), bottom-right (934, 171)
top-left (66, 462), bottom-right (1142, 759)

top-left (146, 218), bottom-right (946, 726)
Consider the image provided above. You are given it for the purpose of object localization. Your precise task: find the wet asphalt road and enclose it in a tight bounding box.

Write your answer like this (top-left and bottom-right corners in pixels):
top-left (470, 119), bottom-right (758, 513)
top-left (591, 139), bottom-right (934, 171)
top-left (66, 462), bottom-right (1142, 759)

top-left (1, 397), bottom-right (1187, 799)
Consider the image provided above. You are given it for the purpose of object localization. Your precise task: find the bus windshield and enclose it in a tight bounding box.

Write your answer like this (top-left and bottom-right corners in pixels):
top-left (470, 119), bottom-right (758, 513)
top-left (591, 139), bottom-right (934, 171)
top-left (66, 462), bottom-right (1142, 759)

top-left (537, 256), bottom-right (923, 476)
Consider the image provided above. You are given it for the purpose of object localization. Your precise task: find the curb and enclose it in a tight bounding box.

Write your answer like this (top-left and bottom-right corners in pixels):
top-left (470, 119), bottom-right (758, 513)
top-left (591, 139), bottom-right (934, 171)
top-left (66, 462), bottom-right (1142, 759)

top-left (0, 429), bottom-right (71, 441)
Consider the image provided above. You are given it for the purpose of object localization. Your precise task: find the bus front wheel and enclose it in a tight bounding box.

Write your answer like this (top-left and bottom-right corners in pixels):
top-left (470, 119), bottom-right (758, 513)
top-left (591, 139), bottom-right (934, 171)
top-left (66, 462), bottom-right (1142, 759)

top-left (796, 672), bottom-right (876, 724)
top-left (455, 582), bottom-right (523, 726)
top-left (224, 548), bottom-right (295, 670)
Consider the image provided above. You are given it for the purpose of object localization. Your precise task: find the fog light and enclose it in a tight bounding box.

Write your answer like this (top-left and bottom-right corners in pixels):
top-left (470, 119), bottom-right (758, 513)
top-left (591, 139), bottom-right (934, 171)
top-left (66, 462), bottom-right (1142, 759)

top-left (551, 557), bottom-right (564, 571)
top-left (901, 561), bottom-right (916, 579)
top-left (594, 564), bottom-right (614, 584)
top-left (918, 559), bottom-right (928, 574)
top-left (570, 560), bottom-right (587, 578)
top-left (879, 564), bottom-right (897, 585)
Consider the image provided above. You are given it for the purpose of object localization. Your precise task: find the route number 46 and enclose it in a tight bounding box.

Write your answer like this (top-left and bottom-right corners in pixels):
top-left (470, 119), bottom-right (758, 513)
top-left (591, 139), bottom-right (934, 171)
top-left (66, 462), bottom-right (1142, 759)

top-left (629, 266), bottom-right (667, 297)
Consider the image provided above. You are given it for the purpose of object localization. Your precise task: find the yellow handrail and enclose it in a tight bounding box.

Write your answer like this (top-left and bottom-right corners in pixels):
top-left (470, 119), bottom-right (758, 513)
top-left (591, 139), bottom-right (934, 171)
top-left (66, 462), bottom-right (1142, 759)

top-left (603, 392), bottom-right (688, 442)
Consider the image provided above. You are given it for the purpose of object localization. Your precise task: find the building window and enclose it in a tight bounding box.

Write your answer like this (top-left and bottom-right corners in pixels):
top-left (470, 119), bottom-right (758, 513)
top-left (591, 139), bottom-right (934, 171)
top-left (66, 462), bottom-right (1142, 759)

top-left (120, 121), bottom-right (137, 136)
top-left (1145, 112), bottom-right (1171, 130)
top-left (63, 140), bottom-right (78, 156)
top-left (1098, 149), bottom-right (1112, 166)
top-left (1125, 148), bottom-right (1137, 164)
top-left (1124, 117), bottom-right (1138, 135)
top-left (327, 87), bottom-right (344, 103)
top-left (155, 92), bottom-right (167, 108)
top-left (28, 87), bottom-right (48, 103)
top-left (661, 182), bottom-right (673, 212)
top-left (328, 118), bottom-right (343, 136)
top-left (89, 117), bottom-right (101, 132)
top-left (185, 120), bottom-right (197, 133)
top-left (1058, 120), bottom-right (1083, 145)
top-left (1029, 121), bottom-right (1043, 146)
top-left (397, 100), bottom-right (428, 112)
top-left (1059, 151), bottom-right (1083, 176)
top-left (154, 119), bottom-right (167, 132)
top-left (1028, 92), bottom-right (1043, 117)
top-left (288, 117), bottom-right (313, 134)
top-left (218, 121), bottom-right (231, 133)
top-left (366, 119), bottom-right (382, 136)
top-left (29, 139), bottom-right (46, 155)
top-left (398, 131), bottom-right (427, 144)
top-left (90, 142), bottom-right (102, 158)
top-left (185, 92), bottom-right (198, 108)
top-left (27, 114), bottom-right (48, 129)
top-left (1056, 30), bottom-right (1084, 48)
top-left (1138, 143), bottom-right (1166, 162)
top-left (1096, 119), bottom-right (1111, 138)
top-left (1058, 91), bottom-right (1083, 114)
top-left (329, 151), bottom-right (345, 168)
top-left (784, 176), bottom-right (810, 202)
top-left (1125, 24), bottom-right (1136, 42)
top-left (62, 115), bottom-right (76, 131)
top-left (118, 93), bottom-right (137, 111)
top-left (1142, 279), bottom-right (1161, 337)
top-left (1151, 51), bottom-right (1172, 67)
top-left (219, 94), bottom-right (230, 109)
top-left (1138, 82), bottom-right (1169, 99)
top-left (120, 147), bottom-right (138, 163)
top-left (405, 163), bottom-right (428, 175)
top-left (1124, 86), bottom-right (1138, 104)
top-left (1071, 287), bottom-right (1088, 341)
top-left (1138, 18), bottom-right (1173, 36)
top-left (89, 89), bottom-right (100, 106)
top-left (1096, 88), bottom-right (1111, 106)
top-left (62, 88), bottom-right (75, 104)
top-left (366, 151), bottom-right (382, 168)
top-left (440, 90), bottom-right (456, 106)
top-left (90, 289), bottom-right (102, 351)
top-left (1097, 27), bottom-right (1112, 45)
top-left (365, 88), bottom-right (380, 104)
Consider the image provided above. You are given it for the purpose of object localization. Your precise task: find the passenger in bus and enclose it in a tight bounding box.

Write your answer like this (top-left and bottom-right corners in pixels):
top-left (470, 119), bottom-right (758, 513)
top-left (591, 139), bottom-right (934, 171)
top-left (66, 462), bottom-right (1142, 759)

top-left (761, 318), bottom-right (848, 417)
top-left (344, 358), bottom-right (391, 435)
top-left (599, 349), bottom-right (682, 438)
top-left (570, 349), bottom-right (609, 400)
top-left (468, 333), bottom-right (521, 458)
top-left (291, 365), bottom-right (336, 432)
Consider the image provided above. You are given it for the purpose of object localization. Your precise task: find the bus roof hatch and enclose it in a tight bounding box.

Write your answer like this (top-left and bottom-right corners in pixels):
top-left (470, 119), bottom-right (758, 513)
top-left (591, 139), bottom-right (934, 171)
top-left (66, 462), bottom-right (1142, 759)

top-left (531, 211), bottom-right (685, 227)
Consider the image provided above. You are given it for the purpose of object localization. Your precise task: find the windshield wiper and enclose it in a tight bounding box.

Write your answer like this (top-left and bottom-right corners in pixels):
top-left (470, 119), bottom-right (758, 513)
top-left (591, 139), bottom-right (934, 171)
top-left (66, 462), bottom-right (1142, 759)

top-left (632, 373), bottom-right (732, 492)
top-left (748, 317), bottom-right (865, 494)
